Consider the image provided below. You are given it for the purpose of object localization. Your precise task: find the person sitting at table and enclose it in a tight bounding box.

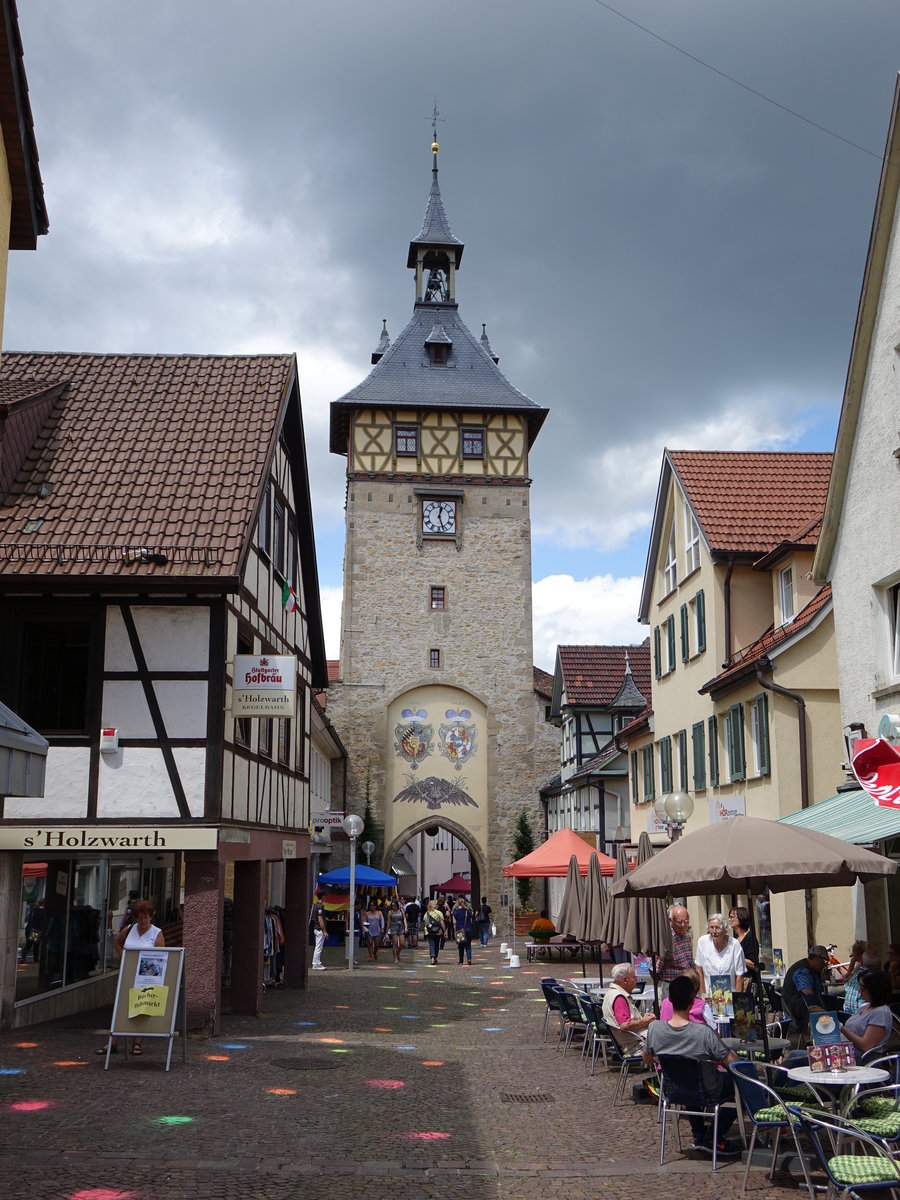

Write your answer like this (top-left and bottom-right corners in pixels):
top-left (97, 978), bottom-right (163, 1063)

top-left (660, 966), bottom-right (717, 1030)
top-left (601, 961), bottom-right (656, 1040)
top-left (840, 939), bottom-right (869, 983)
top-left (695, 913), bottom-right (746, 995)
top-left (782, 945), bottom-right (848, 1032)
top-left (840, 969), bottom-right (895, 1056)
top-left (644, 975), bottom-right (740, 1156)
top-left (844, 946), bottom-right (881, 1015)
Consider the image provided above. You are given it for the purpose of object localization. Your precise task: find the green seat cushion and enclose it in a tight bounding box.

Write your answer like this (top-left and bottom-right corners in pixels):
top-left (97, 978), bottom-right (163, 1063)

top-left (859, 1096), bottom-right (900, 1117)
top-left (829, 1155), bottom-right (900, 1185)
top-left (850, 1114), bottom-right (900, 1138)
top-left (754, 1105), bottom-right (790, 1123)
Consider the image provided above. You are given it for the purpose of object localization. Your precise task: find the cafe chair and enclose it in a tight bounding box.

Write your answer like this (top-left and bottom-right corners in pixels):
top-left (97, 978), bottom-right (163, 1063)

top-left (552, 986), bottom-right (589, 1059)
top-left (790, 1107), bottom-right (900, 1198)
top-left (583, 996), bottom-right (611, 1074)
top-left (657, 1053), bottom-right (740, 1172)
top-left (607, 1023), bottom-right (651, 1106)
top-left (539, 977), bottom-right (559, 1044)
top-left (842, 1085), bottom-right (900, 1153)
top-left (729, 1060), bottom-right (817, 1198)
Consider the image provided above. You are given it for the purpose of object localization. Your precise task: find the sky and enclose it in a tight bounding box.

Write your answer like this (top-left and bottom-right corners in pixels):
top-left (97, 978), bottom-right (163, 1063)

top-left (6, 2), bottom-right (900, 671)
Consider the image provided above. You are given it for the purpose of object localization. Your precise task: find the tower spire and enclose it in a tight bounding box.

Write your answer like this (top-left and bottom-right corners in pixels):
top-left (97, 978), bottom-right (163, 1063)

top-left (408, 101), bottom-right (463, 300)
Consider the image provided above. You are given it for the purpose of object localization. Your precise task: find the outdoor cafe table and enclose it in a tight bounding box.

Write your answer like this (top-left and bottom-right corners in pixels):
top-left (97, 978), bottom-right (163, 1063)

top-left (723, 1035), bottom-right (791, 1060)
top-left (787, 1063), bottom-right (889, 1107)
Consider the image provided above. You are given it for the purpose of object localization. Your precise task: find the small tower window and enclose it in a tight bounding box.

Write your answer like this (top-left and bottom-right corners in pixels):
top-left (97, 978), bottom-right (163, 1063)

top-left (462, 428), bottom-right (484, 458)
top-left (429, 344), bottom-right (445, 365)
top-left (396, 427), bottom-right (418, 456)
top-left (430, 587), bottom-right (446, 610)
top-left (429, 648), bottom-right (441, 669)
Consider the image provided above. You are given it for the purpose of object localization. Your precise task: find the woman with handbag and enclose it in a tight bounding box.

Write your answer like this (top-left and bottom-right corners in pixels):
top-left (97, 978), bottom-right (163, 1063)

top-left (453, 896), bottom-right (474, 966)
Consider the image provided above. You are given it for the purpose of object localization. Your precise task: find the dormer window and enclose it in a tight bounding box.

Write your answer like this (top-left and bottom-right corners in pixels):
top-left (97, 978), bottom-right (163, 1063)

top-left (425, 318), bottom-right (452, 366)
top-left (430, 344), bottom-right (445, 365)
top-left (779, 566), bottom-right (794, 624)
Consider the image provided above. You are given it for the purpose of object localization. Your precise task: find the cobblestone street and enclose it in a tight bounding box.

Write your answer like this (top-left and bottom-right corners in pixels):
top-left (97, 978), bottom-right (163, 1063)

top-left (0, 941), bottom-right (797, 1200)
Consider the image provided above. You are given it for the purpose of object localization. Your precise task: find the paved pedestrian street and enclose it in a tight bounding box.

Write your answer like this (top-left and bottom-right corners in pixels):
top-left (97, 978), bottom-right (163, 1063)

top-left (0, 942), bottom-right (796, 1200)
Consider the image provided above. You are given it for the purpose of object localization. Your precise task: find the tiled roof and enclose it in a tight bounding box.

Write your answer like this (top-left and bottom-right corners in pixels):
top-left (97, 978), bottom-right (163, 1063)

top-left (568, 740), bottom-right (625, 782)
top-left (557, 644), bottom-right (652, 708)
top-left (700, 584), bottom-right (832, 695)
top-left (326, 659), bottom-right (341, 683)
top-left (0, 352), bottom-right (296, 583)
top-left (669, 450), bottom-right (833, 556)
top-left (533, 666), bottom-right (553, 699)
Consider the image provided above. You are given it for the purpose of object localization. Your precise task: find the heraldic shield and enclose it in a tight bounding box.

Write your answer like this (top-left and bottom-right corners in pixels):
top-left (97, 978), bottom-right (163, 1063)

top-left (393, 710), bottom-right (434, 771)
top-left (439, 709), bottom-right (477, 770)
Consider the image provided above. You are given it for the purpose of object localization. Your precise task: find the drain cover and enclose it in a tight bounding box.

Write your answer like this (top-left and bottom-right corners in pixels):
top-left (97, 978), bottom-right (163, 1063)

top-left (271, 1056), bottom-right (343, 1071)
top-left (499, 1093), bottom-right (554, 1104)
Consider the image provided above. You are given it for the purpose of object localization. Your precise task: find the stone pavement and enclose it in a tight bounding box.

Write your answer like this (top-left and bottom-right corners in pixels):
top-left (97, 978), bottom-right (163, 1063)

top-left (0, 939), bottom-right (800, 1200)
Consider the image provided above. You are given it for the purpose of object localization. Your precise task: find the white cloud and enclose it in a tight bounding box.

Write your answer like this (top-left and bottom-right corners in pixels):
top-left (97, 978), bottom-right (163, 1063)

top-left (532, 574), bottom-right (645, 673)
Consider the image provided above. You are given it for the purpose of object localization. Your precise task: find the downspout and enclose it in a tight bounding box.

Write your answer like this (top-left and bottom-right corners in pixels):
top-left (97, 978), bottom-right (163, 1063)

top-left (756, 663), bottom-right (813, 946)
top-left (722, 557), bottom-right (736, 666)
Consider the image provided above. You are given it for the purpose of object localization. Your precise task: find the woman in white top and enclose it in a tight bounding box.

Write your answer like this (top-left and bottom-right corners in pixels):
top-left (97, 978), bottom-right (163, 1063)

top-left (97, 899), bottom-right (165, 1057)
top-left (695, 912), bottom-right (746, 997)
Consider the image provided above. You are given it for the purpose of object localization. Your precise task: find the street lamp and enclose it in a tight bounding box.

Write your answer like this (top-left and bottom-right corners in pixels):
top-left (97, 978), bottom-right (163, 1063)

top-left (663, 790), bottom-right (694, 841)
top-left (343, 813), bottom-right (364, 970)
top-left (361, 839), bottom-right (375, 866)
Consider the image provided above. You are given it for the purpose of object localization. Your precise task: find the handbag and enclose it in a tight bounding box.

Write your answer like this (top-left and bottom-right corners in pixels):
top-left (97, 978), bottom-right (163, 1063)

top-left (491, 923), bottom-right (497, 937)
top-left (455, 929), bottom-right (467, 944)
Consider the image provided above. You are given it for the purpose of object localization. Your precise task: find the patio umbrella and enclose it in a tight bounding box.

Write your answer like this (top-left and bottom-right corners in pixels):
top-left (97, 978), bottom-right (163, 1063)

top-left (611, 815), bottom-right (897, 1056)
top-left (622, 832), bottom-right (673, 1016)
top-left (577, 850), bottom-right (608, 982)
top-left (598, 843), bottom-right (630, 953)
top-left (555, 854), bottom-right (584, 938)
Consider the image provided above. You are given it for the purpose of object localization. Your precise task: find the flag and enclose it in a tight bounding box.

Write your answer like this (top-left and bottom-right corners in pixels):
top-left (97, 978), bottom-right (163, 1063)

top-left (282, 579), bottom-right (297, 613)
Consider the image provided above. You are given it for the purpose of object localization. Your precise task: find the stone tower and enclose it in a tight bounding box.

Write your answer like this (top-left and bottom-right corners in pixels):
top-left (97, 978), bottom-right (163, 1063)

top-left (328, 135), bottom-right (548, 902)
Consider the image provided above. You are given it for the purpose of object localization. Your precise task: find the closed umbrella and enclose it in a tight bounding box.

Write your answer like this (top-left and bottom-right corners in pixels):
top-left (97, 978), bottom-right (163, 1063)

top-left (577, 850), bottom-right (608, 982)
top-left (598, 843), bottom-right (630, 953)
top-left (555, 854), bottom-right (583, 937)
top-left (622, 832), bottom-right (673, 1015)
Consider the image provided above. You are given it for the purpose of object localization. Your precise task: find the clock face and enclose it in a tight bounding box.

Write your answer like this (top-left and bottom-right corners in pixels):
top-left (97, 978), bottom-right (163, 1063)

top-left (422, 499), bottom-right (457, 535)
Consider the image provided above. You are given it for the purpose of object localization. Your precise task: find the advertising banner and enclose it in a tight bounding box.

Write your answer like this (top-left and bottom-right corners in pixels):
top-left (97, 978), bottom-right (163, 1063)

top-left (232, 655), bottom-right (296, 717)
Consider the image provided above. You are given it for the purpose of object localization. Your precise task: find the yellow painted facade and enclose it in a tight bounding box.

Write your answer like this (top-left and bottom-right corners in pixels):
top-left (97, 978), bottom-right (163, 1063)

top-left (349, 408), bottom-right (528, 478)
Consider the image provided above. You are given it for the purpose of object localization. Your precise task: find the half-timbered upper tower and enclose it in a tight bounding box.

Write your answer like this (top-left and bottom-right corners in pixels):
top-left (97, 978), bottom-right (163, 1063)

top-left (328, 135), bottom-right (548, 902)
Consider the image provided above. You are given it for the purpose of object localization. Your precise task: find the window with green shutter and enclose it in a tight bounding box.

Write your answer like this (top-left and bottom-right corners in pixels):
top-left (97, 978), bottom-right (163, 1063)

top-left (726, 703), bottom-right (746, 781)
top-left (630, 750), bottom-right (639, 803)
top-left (659, 736), bottom-right (673, 793)
top-left (665, 614), bottom-right (676, 673)
top-left (751, 693), bottom-right (770, 776)
top-left (695, 589), bottom-right (706, 653)
top-left (680, 604), bottom-right (690, 661)
top-left (642, 744), bottom-right (655, 801)
top-left (653, 626), bottom-right (661, 679)
top-left (692, 721), bottom-right (706, 789)
top-left (708, 714), bottom-right (719, 785)
top-left (677, 728), bottom-right (689, 790)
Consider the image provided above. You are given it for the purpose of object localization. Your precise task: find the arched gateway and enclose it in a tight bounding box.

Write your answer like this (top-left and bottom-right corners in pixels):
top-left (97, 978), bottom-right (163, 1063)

top-left (327, 132), bottom-right (549, 903)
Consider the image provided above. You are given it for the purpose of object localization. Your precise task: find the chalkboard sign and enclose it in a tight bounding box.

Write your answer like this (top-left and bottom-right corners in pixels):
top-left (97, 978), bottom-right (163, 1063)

top-left (103, 945), bottom-right (186, 1071)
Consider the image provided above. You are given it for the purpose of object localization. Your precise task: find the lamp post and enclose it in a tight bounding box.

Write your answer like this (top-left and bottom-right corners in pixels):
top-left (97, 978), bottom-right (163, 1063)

top-left (657, 791), bottom-right (694, 841)
top-left (361, 840), bottom-right (374, 867)
top-left (343, 813), bottom-right (364, 970)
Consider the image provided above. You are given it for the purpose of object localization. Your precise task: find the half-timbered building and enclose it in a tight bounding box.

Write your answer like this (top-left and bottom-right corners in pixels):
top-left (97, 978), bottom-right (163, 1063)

top-left (0, 352), bottom-right (326, 1029)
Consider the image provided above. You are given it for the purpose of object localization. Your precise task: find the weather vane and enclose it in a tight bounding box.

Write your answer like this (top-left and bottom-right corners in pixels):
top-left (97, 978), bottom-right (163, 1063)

top-left (428, 98), bottom-right (443, 155)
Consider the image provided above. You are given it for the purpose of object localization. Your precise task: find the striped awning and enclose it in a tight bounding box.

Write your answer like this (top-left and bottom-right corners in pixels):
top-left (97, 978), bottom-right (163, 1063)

top-left (779, 786), bottom-right (900, 846)
top-left (391, 853), bottom-right (416, 878)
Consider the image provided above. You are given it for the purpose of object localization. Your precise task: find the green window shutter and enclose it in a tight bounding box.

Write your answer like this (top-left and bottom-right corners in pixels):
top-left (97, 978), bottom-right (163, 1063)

top-left (677, 729), bottom-right (688, 789)
top-left (680, 604), bottom-right (690, 661)
top-left (642, 744), bottom-right (656, 801)
top-left (666, 614), bottom-right (676, 671)
top-left (696, 589), bottom-right (706, 653)
top-left (630, 750), bottom-right (639, 802)
top-left (653, 626), bottom-right (661, 679)
top-left (692, 721), bottom-right (706, 789)
top-left (708, 714), bottom-right (719, 785)
top-left (755, 693), bottom-right (770, 776)
top-left (659, 736), bottom-right (672, 793)
top-left (728, 703), bottom-right (745, 781)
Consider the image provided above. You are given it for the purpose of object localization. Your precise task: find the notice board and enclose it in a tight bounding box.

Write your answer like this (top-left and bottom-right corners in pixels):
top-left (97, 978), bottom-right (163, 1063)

top-left (105, 945), bottom-right (185, 1069)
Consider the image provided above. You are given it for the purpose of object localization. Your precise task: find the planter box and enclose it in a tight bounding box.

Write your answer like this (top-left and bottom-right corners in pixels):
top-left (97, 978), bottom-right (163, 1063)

top-left (515, 913), bottom-right (538, 935)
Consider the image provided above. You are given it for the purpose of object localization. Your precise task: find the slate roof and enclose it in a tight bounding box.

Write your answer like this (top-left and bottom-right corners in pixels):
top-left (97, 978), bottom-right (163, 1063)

top-left (556, 644), bottom-right (652, 708)
top-left (0, 352), bottom-right (297, 585)
top-left (699, 584), bottom-right (833, 697)
top-left (669, 450), bottom-right (833, 557)
top-left (406, 162), bottom-right (464, 268)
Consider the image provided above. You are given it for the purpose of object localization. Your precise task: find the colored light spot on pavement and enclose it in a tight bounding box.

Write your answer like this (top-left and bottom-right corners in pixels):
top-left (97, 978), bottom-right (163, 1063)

top-left (396, 1045), bottom-right (416, 1051)
top-left (374, 1027), bottom-right (393, 1033)
top-left (483, 1027), bottom-right (503, 1032)
top-left (403, 1131), bottom-right (450, 1141)
top-left (430, 1023), bottom-right (450, 1028)
top-left (402, 1015), bottom-right (420, 1020)
top-left (334, 1004), bottom-right (349, 1009)
top-left (383, 1006), bottom-right (400, 1011)
top-left (217, 1043), bottom-right (248, 1050)
top-left (318, 1037), bottom-right (343, 1044)
top-left (155, 1115), bottom-right (194, 1126)
top-left (432, 1005), bottom-right (445, 1010)
top-left (14, 1042), bottom-right (38, 1048)
top-left (0, 1067), bottom-right (24, 1075)
top-left (420, 1060), bottom-right (445, 1067)
top-left (295, 1021), bottom-right (316, 1027)
top-left (53, 1061), bottom-right (88, 1067)
top-left (9, 1099), bottom-right (53, 1112)
top-left (267, 1088), bottom-right (297, 1096)
top-left (206, 1055), bottom-right (230, 1062)
top-left (380, 985), bottom-right (397, 989)
top-left (461, 1002), bottom-right (477, 1007)
top-left (366, 1079), bottom-right (405, 1089)
top-left (330, 1048), bottom-right (352, 1054)
top-left (70, 1190), bottom-right (137, 1200)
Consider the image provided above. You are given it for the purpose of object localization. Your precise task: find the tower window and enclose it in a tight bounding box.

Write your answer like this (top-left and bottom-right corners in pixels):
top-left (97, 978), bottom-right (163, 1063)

top-left (430, 587), bottom-right (445, 610)
top-left (396, 426), bottom-right (418, 456)
top-left (429, 345), bottom-right (446, 365)
top-left (462, 428), bottom-right (484, 458)
top-left (429, 648), bottom-right (441, 669)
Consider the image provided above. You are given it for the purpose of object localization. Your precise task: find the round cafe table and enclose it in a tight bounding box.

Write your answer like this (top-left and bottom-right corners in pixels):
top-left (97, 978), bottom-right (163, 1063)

top-left (723, 1035), bottom-right (791, 1060)
top-left (787, 1063), bottom-right (889, 1107)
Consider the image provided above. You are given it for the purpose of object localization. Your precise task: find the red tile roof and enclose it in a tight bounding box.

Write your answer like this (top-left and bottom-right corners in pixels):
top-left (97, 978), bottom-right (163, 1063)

top-left (0, 352), bottom-right (296, 583)
top-left (533, 666), bottom-right (553, 699)
top-left (700, 584), bottom-right (832, 695)
top-left (327, 660), bottom-right (340, 683)
top-left (557, 644), bottom-right (651, 707)
top-left (669, 451), bottom-right (833, 556)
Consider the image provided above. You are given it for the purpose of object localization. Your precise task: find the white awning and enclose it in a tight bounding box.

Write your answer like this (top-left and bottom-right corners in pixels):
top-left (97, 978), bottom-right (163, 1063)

top-left (0, 700), bottom-right (47, 798)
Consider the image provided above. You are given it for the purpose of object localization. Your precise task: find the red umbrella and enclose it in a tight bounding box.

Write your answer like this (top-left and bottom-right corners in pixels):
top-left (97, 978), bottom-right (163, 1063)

top-left (431, 874), bottom-right (471, 895)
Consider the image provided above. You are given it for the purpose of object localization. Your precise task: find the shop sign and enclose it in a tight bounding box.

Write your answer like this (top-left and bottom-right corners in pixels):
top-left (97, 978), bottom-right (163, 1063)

top-left (709, 795), bottom-right (745, 824)
top-left (282, 839), bottom-right (297, 859)
top-left (311, 811), bottom-right (344, 827)
top-left (0, 825), bottom-right (219, 851)
top-left (232, 655), bottom-right (296, 717)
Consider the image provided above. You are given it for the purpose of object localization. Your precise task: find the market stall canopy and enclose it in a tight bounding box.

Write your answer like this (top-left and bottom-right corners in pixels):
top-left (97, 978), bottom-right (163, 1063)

top-left (502, 826), bottom-right (616, 878)
top-left (316, 865), bottom-right (398, 889)
top-left (0, 699), bottom-right (47, 798)
top-left (611, 815), bottom-right (897, 899)
top-left (431, 874), bottom-right (471, 894)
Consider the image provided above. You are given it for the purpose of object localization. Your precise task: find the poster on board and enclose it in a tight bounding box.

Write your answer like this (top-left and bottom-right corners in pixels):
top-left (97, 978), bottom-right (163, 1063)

top-left (103, 945), bottom-right (186, 1072)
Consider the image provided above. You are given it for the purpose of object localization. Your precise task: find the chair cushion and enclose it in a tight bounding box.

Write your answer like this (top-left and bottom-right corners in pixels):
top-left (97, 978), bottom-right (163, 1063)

top-left (859, 1096), bottom-right (900, 1117)
top-left (754, 1104), bottom-right (790, 1124)
top-left (850, 1114), bottom-right (900, 1138)
top-left (829, 1155), bottom-right (900, 1184)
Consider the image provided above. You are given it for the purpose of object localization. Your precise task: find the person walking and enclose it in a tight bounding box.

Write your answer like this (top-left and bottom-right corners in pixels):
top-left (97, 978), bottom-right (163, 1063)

top-left (310, 893), bottom-right (328, 971)
top-left (424, 899), bottom-right (446, 965)
top-left (363, 900), bottom-right (385, 962)
top-left (404, 897), bottom-right (421, 948)
top-left (386, 898), bottom-right (407, 964)
top-left (453, 896), bottom-right (474, 965)
top-left (476, 895), bottom-right (493, 947)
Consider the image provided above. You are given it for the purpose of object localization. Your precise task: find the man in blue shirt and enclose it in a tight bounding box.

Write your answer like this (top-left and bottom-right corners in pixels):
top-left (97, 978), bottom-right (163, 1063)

top-left (782, 945), bottom-right (846, 1028)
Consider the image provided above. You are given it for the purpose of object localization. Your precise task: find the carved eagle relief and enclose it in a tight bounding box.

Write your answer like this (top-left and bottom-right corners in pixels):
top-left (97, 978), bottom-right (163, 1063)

top-left (393, 774), bottom-right (478, 811)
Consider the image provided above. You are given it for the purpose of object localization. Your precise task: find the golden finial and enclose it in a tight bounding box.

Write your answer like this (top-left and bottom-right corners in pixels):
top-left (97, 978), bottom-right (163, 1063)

top-left (429, 99), bottom-right (443, 157)
top-left (431, 139), bottom-right (440, 154)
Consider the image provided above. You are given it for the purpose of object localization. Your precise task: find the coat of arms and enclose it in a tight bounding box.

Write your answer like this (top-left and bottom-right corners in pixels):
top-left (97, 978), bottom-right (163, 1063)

top-left (438, 708), bottom-right (476, 770)
top-left (393, 708), bottom-right (433, 770)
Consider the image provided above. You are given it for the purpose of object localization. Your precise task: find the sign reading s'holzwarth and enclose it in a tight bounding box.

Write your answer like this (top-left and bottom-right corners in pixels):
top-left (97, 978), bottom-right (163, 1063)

top-left (232, 655), bottom-right (296, 718)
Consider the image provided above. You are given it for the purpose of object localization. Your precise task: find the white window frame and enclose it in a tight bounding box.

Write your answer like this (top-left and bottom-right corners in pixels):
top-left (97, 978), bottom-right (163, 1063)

top-left (664, 522), bottom-right (678, 594)
top-left (684, 501), bottom-right (701, 575)
top-left (779, 566), bottom-right (794, 625)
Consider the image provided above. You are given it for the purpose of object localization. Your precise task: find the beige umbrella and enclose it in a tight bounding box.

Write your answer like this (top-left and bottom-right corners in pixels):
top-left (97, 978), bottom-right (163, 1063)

top-left (598, 843), bottom-right (630, 951)
top-left (622, 832), bottom-right (673, 1014)
top-left (555, 853), bottom-right (583, 937)
top-left (577, 850), bottom-right (609, 982)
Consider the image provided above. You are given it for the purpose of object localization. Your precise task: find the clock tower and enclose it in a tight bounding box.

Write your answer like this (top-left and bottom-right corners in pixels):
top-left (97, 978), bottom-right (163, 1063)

top-left (328, 135), bottom-right (548, 903)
